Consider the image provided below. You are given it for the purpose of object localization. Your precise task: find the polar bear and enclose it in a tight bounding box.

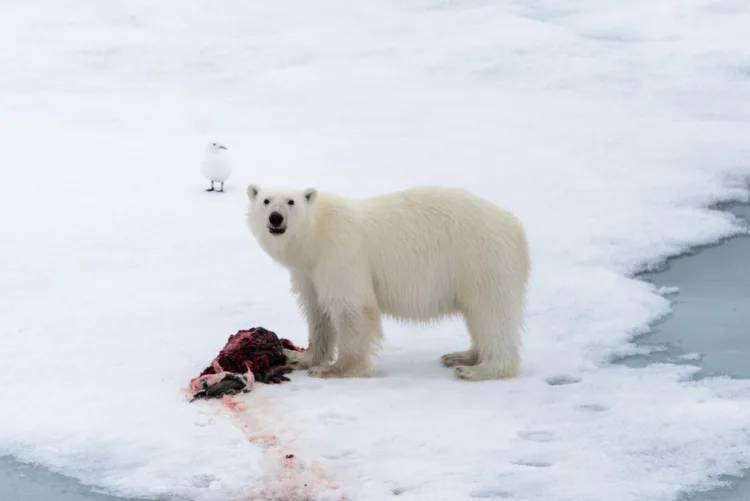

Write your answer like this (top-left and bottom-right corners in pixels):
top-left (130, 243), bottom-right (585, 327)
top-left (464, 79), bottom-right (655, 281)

top-left (245, 184), bottom-right (530, 381)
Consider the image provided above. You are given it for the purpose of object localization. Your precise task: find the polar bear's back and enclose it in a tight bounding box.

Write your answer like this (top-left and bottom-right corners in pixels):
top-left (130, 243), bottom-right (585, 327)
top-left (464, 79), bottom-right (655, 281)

top-left (349, 187), bottom-right (530, 321)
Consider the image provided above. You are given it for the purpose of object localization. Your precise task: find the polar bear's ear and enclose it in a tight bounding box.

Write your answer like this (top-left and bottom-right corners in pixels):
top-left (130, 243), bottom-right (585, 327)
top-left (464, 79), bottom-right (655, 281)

top-left (303, 188), bottom-right (318, 204)
top-left (247, 184), bottom-right (260, 201)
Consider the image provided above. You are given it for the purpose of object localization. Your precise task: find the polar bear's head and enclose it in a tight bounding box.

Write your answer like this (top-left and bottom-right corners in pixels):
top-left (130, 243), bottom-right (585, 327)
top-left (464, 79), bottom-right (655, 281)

top-left (245, 184), bottom-right (319, 254)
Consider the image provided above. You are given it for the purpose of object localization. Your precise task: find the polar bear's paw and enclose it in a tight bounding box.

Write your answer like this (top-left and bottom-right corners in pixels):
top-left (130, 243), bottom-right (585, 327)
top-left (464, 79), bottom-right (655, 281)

top-left (284, 348), bottom-right (317, 370)
top-left (454, 365), bottom-right (479, 380)
top-left (441, 350), bottom-right (479, 367)
top-left (307, 366), bottom-right (333, 378)
top-left (454, 362), bottom-right (518, 381)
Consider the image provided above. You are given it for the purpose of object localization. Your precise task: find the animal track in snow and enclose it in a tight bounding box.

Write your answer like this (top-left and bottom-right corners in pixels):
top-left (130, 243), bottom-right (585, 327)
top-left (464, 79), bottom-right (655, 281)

top-left (578, 403), bottom-right (608, 413)
top-left (545, 374), bottom-right (581, 386)
top-left (511, 458), bottom-right (552, 468)
top-left (190, 474), bottom-right (217, 488)
top-left (517, 430), bottom-right (556, 442)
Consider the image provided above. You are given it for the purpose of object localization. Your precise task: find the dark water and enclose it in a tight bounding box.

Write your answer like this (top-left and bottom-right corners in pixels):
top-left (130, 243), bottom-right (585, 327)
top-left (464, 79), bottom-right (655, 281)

top-left (2, 205), bottom-right (749, 501)
top-left (0, 455), bottom-right (143, 501)
top-left (626, 202), bottom-right (750, 501)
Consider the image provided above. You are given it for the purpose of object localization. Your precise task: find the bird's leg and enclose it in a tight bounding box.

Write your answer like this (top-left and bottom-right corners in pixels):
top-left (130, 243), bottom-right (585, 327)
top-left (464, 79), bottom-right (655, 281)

top-left (218, 181), bottom-right (224, 193)
top-left (206, 181), bottom-right (215, 192)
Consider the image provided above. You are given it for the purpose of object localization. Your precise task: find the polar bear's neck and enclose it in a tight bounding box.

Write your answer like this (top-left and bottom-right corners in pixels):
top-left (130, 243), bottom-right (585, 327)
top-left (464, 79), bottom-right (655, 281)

top-left (275, 230), bottom-right (317, 271)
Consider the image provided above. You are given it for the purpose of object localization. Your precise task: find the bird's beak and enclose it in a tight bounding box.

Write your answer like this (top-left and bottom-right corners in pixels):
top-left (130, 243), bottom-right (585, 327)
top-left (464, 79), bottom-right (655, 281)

top-left (220, 145), bottom-right (228, 150)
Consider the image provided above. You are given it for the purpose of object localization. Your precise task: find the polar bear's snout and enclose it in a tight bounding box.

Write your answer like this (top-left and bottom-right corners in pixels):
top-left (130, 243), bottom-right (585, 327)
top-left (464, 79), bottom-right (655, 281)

top-left (268, 211), bottom-right (286, 235)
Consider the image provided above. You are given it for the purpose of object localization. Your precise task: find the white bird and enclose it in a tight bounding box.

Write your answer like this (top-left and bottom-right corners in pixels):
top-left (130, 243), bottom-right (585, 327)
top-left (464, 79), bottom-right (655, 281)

top-left (202, 141), bottom-right (230, 192)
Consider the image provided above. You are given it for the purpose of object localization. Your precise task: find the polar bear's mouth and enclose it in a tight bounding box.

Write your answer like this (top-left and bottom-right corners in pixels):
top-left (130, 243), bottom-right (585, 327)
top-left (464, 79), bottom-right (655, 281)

top-left (269, 227), bottom-right (286, 235)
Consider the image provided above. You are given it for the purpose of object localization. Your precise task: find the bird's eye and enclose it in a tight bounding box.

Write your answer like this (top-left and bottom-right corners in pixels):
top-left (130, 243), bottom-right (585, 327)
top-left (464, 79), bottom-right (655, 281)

top-left (287, 199), bottom-right (295, 206)
top-left (263, 199), bottom-right (270, 205)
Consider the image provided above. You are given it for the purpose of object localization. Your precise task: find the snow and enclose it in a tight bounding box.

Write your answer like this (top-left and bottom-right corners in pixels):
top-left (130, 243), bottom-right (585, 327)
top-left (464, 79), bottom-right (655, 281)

top-left (1, 0), bottom-right (750, 500)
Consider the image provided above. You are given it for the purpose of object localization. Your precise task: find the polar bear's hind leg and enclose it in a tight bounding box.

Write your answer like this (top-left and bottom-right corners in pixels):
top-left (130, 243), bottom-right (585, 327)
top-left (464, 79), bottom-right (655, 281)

top-left (453, 298), bottom-right (523, 381)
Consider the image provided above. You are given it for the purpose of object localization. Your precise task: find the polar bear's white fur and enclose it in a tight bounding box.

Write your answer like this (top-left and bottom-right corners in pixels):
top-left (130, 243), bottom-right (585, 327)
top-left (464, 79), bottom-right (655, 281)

top-left (245, 184), bottom-right (530, 381)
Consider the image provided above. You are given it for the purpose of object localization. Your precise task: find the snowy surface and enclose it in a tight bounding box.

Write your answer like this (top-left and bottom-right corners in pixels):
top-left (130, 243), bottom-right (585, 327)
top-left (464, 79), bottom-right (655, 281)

top-left (2, 1), bottom-right (750, 500)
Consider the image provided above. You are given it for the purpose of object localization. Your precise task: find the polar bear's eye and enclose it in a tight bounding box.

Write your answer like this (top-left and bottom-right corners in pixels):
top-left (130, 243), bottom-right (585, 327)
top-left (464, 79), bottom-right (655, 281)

top-left (263, 199), bottom-right (270, 205)
top-left (287, 199), bottom-right (295, 206)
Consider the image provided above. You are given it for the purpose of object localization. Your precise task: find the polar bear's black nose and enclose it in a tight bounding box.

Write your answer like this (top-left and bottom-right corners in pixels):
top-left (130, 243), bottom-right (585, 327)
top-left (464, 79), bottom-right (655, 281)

top-left (269, 212), bottom-right (285, 228)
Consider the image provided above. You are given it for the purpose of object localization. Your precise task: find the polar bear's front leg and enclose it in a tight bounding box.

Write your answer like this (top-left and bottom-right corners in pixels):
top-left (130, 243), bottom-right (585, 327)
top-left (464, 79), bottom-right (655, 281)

top-left (307, 303), bottom-right (383, 379)
top-left (287, 273), bottom-right (336, 370)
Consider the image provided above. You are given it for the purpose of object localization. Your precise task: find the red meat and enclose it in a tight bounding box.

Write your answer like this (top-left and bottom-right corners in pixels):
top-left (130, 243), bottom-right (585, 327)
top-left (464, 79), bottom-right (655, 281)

top-left (189, 327), bottom-right (305, 401)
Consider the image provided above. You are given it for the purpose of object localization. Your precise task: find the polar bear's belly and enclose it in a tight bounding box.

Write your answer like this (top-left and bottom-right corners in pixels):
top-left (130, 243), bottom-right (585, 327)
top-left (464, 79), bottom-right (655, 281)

top-left (369, 256), bottom-right (462, 322)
